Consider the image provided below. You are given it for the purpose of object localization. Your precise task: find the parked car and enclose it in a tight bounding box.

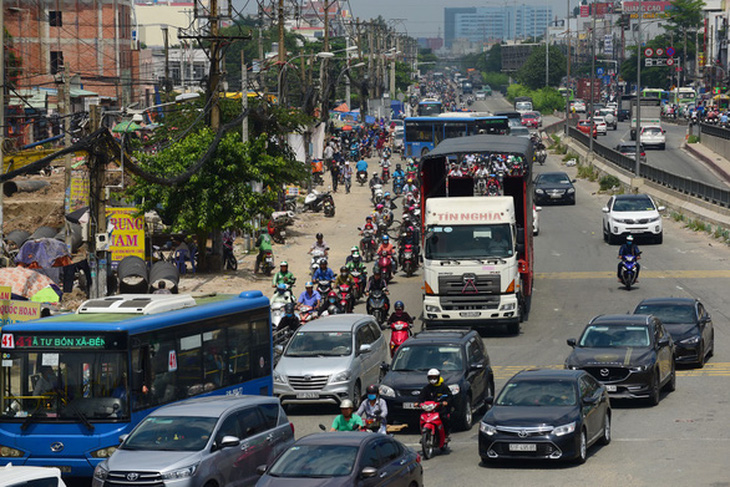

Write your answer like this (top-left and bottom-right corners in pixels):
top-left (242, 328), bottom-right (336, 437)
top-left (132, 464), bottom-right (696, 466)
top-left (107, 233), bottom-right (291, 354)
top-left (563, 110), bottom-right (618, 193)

top-left (255, 432), bottom-right (423, 486)
top-left (616, 142), bottom-right (647, 163)
top-left (565, 314), bottom-right (676, 406)
top-left (602, 193), bottom-right (665, 244)
top-left (274, 314), bottom-right (389, 409)
top-left (592, 116), bottom-right (608, 136)
top-left (92, 395), bottom-right (295, 487)
top-left (479, 369), bottom-right (611, 464)
top-left (379, 329), bottom-right (494, 431)
top-left (633, 297), bottom-right (715, 367)
top-left (577, 119), bottom-right (597, 138)
top-left (534, 171), bottom-right (576, 205)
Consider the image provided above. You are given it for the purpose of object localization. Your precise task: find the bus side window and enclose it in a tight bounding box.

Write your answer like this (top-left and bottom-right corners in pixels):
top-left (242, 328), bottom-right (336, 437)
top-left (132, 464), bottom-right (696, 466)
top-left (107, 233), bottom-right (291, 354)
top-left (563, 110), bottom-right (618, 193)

top-left (250, 318), bottom-right (271, 380)
top-left (227, 322), bottom-right (252, 384)
top-left (203, 329), bottom-right (227, 388)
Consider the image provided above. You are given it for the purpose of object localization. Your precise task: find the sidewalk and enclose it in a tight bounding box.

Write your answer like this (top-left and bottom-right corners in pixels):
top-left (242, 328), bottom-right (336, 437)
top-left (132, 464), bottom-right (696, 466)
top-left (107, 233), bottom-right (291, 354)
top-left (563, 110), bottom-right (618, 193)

top-left (177, 160), bottom-right (379, 296)
top-left (683, 141), bottom-right (730, 184)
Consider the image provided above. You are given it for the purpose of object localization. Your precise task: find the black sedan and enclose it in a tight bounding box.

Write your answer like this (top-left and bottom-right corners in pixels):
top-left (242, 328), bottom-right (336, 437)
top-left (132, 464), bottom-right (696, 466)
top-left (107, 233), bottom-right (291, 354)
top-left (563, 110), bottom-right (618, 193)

top-left (534, 171), bottom-right (576, 205)
top-left (565, 314), bottom-right (676, 406)
top-left (255, 432), bottom-right (423, 487)
top-left (479, 369), bottom-right (610, 464)
top-left (633, 297), bottom-right (715, 367)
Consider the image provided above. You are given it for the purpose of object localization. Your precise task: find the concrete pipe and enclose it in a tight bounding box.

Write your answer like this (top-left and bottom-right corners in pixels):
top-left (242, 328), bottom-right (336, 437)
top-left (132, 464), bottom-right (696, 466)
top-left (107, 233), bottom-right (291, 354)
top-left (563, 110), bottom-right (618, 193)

top-left (5, 230), bottom-right (31, 250)
top-left (3, 180), bottom-right (50, 197)
top-left (30, 226), bottom-right (58, 240)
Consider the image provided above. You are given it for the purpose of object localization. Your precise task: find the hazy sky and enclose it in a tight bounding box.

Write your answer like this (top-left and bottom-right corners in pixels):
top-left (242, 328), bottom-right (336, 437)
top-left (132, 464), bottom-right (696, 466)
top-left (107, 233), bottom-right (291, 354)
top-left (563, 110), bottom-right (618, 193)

top-left (237, 0), bottom-right (566, 39)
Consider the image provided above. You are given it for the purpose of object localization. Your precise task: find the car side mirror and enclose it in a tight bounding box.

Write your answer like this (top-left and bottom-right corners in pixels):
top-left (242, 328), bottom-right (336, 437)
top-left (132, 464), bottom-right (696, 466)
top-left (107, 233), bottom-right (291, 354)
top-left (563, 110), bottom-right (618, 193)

top-left (657, 206), bottom-right (666, 212)
top-left (535, 206), bottom-right (542, 212)
top-left (359, 343), bottom-right (372, 355)
top-left (219, 436), bottom-right (241, 449)
top-left (583, 395), bottom-right (599, 405)
top-left (361, 466), bottom-right (378, 479)
top-left (485, 396), bottom-right (494, 406)
top-left (274, 344), bottom-right (284, 354)
top-left (380, 362), bottom-right (390, 372)
top-left (256, 464), bottom-right (267, 476)
top-left (118, 434), bottom-right (129, 444)
top-left (601, 207), bottom-right (609, 213)
top-left (567, 338), bottom-right (577, 348)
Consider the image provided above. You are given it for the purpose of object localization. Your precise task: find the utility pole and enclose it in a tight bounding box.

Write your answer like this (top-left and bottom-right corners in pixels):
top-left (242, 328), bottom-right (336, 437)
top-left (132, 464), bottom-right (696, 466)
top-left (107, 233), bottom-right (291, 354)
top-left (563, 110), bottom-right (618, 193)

top-left (589, 0), bottom-right (596, 156)
top-left (278, 0), bottom-right (285, 66)
top-left (565, 0), bottom-right (571, 133)
top-left (0, 3), bottom-right (5, 241)
top-left (345, 35), bottom-right (352, 108)
top-left (635, 0), bottom-right (642, 177)
top-left (258, 4), bottom-right (265, 91)
top-left (242, 50), bottom-right (248, 143)
top-left (320, 0), bottom-right (332, 120)
top-left (63, 65), bottom-right (72, 206)
top-left (210, 0), bottom-right (221, 130)
top-left (87, 104), bottom-right (107, 299)
top-left (545, 13), bottom-right (549, 87)
top-left (162, 26), bottom-right (170, 99)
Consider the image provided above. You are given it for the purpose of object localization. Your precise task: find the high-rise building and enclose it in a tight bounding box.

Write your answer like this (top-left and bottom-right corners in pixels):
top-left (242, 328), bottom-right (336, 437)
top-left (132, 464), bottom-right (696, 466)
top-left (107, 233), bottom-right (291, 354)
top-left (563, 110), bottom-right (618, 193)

top-left (445, 5), bottom-right (553, 48)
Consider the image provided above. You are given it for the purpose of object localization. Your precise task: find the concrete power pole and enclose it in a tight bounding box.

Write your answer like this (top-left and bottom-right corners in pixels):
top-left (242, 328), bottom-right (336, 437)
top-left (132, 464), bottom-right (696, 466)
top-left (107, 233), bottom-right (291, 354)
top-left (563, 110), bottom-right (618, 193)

top-left (209, 0), bottom-right (221, 131)
top-left (242, 51), bottom-right (248, 143)
top-left (0, 3), bottom-right (5, 240)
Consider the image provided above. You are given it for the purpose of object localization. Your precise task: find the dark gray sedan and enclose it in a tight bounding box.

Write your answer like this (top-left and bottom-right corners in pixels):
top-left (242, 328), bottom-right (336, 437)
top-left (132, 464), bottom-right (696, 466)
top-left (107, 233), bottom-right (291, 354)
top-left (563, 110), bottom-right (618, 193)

top-left (256, 432), bottom-right (423, 486)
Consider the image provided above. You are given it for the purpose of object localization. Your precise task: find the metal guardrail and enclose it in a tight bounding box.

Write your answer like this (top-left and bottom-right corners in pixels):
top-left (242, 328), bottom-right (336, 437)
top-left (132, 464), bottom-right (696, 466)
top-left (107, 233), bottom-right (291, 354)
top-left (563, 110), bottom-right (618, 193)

top-left (700, 123), bottom-right (730, 140)
top-left (567, 127), bottom-right (730, 208)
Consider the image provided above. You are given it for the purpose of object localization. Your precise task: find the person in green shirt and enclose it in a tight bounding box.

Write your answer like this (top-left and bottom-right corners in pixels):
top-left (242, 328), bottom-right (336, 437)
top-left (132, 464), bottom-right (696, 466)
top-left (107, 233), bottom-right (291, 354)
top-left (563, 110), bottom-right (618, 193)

top-left (330, 399), bottom-right (363, 431)
top-left (272, 261), bottom-right (295, 288)
top-left (254, 230), bottom-right (273, 273)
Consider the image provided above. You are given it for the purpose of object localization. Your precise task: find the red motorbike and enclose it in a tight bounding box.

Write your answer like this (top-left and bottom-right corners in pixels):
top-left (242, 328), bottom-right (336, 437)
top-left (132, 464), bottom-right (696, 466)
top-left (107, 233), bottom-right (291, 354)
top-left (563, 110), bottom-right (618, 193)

top-left (419, 400), bottom-right (448, 460)
top-left (389, 320), bottom-right (411, 357)
top-left (382, 166), bottom-right (391, 183)
top-left (337, 283), bottom-right (354, 313)
top-left (298, 305), bottom-right (318, 325)
top-left (350, 270), bottom-right (366, 300)
top-left (377, 251), bottom-right (395, 282)
top-left (400, 243), bottom-right (418, 277)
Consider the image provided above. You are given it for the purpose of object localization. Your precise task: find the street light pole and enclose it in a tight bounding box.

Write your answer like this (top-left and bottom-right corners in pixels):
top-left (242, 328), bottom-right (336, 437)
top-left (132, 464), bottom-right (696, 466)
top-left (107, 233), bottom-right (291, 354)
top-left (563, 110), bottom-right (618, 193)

top-left (545, 0), bottom-right (549, 88)
top-left (589, 0), bottom-right (596, 156)
top-left (635, 0), bottom-right (643, 177)
top-left (565, 0), bottom-right (572, 134)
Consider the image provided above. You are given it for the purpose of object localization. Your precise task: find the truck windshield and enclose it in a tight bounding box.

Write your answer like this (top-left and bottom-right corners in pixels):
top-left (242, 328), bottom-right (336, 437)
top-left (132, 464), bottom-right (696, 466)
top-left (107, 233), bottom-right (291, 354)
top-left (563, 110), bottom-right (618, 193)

top-left (1, 351), bottom-right (129, 421)
top-left (425, 224), bottom-right (513, 260)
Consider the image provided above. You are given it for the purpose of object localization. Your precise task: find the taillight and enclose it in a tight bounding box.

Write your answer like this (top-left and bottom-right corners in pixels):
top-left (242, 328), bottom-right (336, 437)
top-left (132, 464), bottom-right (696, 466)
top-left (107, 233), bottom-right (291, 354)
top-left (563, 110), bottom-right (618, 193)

top-left (641, 152), bottom-right (646, 156)
top-left (416, 453), bottom-right (422, 463)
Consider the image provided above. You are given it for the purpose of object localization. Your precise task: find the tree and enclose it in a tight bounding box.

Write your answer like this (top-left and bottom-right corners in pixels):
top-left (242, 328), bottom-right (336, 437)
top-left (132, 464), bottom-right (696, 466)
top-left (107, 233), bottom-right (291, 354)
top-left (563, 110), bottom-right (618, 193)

top-left (665, 0), bottom-right (705, 84)
top-left (128, 130), bottom-right (307, 272)
top-left (485, 44), bottom-right (502, 73)
top-left (516, 45), bottom-right (566, 90)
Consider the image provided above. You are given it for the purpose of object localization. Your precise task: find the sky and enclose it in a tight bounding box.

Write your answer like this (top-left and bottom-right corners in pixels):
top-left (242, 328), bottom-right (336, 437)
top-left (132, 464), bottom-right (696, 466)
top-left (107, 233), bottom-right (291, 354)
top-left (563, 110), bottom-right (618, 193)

top-left (236, 0), bottom-right (568, 39)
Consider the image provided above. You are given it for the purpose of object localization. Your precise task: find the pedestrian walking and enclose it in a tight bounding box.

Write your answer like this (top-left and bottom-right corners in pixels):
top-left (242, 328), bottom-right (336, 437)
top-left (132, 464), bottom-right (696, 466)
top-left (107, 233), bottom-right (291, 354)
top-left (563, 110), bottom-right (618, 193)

top-left (330, 160), bottom-right (340, 192)
top-left (342, 161), bottom-right (353, 194)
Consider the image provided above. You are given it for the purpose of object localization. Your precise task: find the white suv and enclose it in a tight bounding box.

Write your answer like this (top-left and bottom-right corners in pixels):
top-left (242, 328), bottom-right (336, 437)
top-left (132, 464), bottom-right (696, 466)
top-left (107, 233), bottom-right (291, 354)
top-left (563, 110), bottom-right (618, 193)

top-left (602, 194), bottom-right (665, 244)
top-left (640, 125), bottom-right (666, 150)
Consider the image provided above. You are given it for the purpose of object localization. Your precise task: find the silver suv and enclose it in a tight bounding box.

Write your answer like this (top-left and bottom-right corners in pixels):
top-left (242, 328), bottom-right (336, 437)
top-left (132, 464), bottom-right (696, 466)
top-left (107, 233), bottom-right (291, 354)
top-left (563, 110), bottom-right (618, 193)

top-left (92, 395), bottom-right (294, 487)
top-left (274, 314), bottom-right (388, 409)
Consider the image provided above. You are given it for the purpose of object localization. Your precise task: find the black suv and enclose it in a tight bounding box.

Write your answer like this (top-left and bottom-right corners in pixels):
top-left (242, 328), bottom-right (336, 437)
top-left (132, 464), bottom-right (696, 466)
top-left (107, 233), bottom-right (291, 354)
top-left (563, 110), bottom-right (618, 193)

top-left (565, 314), bottom-right (676, 405)
top-left (379, 329), bottom-right (494, 430)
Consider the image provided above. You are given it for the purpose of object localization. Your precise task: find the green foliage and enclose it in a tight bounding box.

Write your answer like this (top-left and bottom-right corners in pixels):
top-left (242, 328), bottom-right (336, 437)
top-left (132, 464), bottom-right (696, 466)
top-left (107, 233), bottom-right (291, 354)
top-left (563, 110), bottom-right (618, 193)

top-left (506, 84), bottom-right (565, 113)
top-left (619, 37), bottom-right (684, 88)
top-left (687, 134), bottom-right (699, 143)
top-left (485, 44), bottom-right (502, 73)
top-left (515, 45), bottom-right (566, 90)
top-left (599, 174), bottom-right (621, 191)
top-left (666, 0), bottom-right (705, 31)
top-left (483, 72), bottom-right (509, 89)
top-left (577, 164), bottom-right (598, 181)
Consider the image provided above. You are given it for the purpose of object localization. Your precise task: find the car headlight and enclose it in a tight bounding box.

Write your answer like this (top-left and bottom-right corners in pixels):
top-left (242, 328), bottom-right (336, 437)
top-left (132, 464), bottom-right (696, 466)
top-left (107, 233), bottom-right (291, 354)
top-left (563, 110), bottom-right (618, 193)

top-left (331, 370), bottom-right (351, 383)
top-left (649, 215), bottom-right (661, 222)
top-left (93, 463), bottom-right (109, 481)
top-left (567, 188), bottom-right (575, 194)
top-left (613, 218), bottom-right (626, 224)
top-left (553, 421), bottom-right (576, 437)
top-left (161, 465), bottom-right (198, 480)
top-left (379, 384), bottom-right (395, 398)
top-left (680, 336), bottom-right (700, 345)
top-left (273, 371), bottom-right (287, 384)
top-left (448, 384), bottom-right (460, 395)
top-left (630, 364), bottom-right (649, 372)
top-left (90, 446), bottom-right (118, 458)
top-left (535, 189), bottom-right (545, 194)
top-left (0, 445), bottom-right (24, 457)
top-left (479, 422), bottom-right (496, 436)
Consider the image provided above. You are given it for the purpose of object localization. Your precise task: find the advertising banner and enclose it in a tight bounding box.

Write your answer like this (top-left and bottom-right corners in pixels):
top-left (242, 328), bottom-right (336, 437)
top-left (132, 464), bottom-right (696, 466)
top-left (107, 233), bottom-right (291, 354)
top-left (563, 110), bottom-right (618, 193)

top-left (106, 207), bottom-right (146, 264)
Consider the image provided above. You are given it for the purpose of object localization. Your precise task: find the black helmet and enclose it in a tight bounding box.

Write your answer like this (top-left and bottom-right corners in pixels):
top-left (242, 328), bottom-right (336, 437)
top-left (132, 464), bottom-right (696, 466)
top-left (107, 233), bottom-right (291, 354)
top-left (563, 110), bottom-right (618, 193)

top-left (367, 384), bottom-right (379, 395)
top-left (284, 303), bottom-right (295, 315)
top-left (319, 259), bottom-right (328, 267)
top-left (395, 301), bottom-right (404, 311)
top-left (316, 233), bottom-right (323, 240)
top-left (340, 266), bottom-right (348, 274)
top-left (373, 266), bottom-right (381, 275)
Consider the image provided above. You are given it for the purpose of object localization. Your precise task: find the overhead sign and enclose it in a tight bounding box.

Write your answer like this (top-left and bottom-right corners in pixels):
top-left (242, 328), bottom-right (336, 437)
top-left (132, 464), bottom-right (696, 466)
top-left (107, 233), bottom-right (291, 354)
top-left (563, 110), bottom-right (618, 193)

top-left (604, 35), bottom-right (614, 55)
top-left (666, 47), bottom-right (675, 56)
top-left (655, 48), bottom-right (664, 56)
top-left (623, 1), bottom-right (673, 19)
top-left (597, 67), bottom-right (605, 75)
top-left (644, 58), bottom-right (676, 67)
top-left (666, 58), bottom-right (675, 66)
top-left (644, 47), bottom-right (654, 57)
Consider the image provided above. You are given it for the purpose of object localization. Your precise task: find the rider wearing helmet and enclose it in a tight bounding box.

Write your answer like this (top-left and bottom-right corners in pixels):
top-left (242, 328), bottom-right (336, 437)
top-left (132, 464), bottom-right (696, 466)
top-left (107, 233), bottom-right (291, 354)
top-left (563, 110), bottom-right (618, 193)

top-left (309, 233), bottom-right (329, 257)
top-left (402, 178), bottom-right (418, 195)
top-left (387, 300), bottom-right (414, 325)
top-left (331, 399), bottom-right (364, 431)
top-left (365, 266), bottom-right (389, 295)
top-left (417, 368), bottom-right (453, 441)
top-left (345, 248), bottom-right (367, 273)
top-left (312, 258), bottom-right (335, 284)
top-left (277, 302), bottom-right (300, 334)
top-left (377, 234), bottom-right (397, 270)
top-left (393, 163), bottom-right (405, 181)
top-left (334, 265), bottom-right (355, 289)
top-left (356, 385), bottom-right (388, 434)
top-left (618, 234), bottom-right (642, 282)
top-left (272, 261), bottom-right (295, 288)
top-left (370, 171), bottom-right (383, 190)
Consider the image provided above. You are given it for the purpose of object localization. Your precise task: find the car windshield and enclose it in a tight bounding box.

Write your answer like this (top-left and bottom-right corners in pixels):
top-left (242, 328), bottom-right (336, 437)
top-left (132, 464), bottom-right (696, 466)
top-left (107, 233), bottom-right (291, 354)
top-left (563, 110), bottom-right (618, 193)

top-left (122, 416), bottom-right (217, 451)
top-left (579, 121), bottom-right (590, 126)
top-left (391, 345), bottom-right (464, 372)
top-left (285, 331), bottom-right (352, 357)
top-left (522, 113), bottom-right (537, 119)
top-left (612, 197), bottom-right (655, 212)
top-left (425, 224), bottom-right (513, 260)
top-left (268, 444), bottom-right (358, 478)
top-left (579, 325), bottom-right (651, 348)
top-left (538, 174), bottom-right (571, 185)
top-left (619, 145), bottom-right (639, 153)
top-left (635, 304), bottom-right (695, 324)
top-left (496, 380), bottom-right (577, 407)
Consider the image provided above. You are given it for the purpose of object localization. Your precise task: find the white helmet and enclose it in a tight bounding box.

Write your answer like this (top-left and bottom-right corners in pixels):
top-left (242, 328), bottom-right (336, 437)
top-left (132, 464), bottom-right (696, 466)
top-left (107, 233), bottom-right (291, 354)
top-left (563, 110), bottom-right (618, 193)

top-left (340, 399), bottom-right (354, 409)
top-left (427, 368), bottom-right (440, 378)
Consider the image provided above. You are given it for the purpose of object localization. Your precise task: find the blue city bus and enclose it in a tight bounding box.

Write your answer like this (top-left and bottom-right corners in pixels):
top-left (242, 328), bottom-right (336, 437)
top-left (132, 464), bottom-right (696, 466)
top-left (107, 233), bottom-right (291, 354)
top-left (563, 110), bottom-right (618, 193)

top-left (404, 115), bottom-right (510, 158)
top-left (0, 292), bottom-right (272, 478)
top-left (417, 99), bottom-right (443, 116)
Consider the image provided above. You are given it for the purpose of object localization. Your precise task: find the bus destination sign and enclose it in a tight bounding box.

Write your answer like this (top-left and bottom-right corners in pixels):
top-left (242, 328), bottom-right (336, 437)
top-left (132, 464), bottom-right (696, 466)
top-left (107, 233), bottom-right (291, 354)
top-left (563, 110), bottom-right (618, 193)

top-left (1, 333), bottom-right (126, 350)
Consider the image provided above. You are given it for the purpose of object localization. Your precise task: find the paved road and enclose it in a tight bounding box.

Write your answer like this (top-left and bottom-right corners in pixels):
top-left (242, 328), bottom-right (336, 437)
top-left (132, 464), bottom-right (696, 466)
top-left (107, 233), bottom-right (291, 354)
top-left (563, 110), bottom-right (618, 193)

top-left (284, 136), bottom-right (730, 485)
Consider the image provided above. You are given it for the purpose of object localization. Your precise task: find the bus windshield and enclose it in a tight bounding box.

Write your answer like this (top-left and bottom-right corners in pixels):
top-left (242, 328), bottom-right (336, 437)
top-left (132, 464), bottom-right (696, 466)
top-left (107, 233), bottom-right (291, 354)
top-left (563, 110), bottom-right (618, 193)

top-left (425, 224), bottom-right (514, 260)
top-left (418, 102), bottom-right (442, 116)
top-left (1, 350), bottom-right (129, 421)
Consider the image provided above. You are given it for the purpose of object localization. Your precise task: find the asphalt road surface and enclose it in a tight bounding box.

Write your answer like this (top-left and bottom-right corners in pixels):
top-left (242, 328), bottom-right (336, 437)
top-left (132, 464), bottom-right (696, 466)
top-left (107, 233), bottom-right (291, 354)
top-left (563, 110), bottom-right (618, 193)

top-left (285, 127), bottom-right (730, 486)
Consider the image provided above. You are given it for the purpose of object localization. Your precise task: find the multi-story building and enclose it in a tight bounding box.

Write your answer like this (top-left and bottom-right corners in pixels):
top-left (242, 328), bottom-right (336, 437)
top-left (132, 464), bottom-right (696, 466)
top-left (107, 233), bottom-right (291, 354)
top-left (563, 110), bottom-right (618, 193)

top-left (444, 5), bottom-right (553, 48)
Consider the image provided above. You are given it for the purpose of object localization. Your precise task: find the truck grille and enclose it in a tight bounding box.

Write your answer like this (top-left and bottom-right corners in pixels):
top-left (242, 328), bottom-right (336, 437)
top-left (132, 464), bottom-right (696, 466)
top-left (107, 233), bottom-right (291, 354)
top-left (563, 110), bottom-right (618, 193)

top-left (439, 295), bottom-right (501, 311)
top-left (438, 274), bottom-right (501, 296)
top-left (105, 471), bottom-right (163, 487)
top-left (288, 375), bottom-right (330, 390)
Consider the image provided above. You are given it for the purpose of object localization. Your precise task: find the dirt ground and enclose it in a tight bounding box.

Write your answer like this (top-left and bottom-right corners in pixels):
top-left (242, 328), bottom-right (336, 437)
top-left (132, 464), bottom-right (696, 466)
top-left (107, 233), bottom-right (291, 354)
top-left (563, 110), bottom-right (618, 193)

top-left (2, 171), bottom-right (66, 234)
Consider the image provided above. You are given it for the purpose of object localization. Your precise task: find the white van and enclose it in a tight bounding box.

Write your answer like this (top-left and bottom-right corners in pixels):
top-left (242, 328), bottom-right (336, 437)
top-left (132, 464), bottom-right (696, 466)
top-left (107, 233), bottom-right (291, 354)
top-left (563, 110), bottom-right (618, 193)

top-left (0, 464), bottom-right (67, 487)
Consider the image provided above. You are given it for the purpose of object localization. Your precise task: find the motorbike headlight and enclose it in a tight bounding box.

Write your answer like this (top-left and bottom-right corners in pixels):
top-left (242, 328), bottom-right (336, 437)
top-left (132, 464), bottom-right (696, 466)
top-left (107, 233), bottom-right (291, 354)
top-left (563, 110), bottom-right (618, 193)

top-left (448, 384), bottom-right (460, 395)
top-left (379, 384), bottom-right (395, 398)
top-left (630, 364), bottom-right (649, 372)
top-left (93, 463), bottom-right (109, 481)
top-left (0, 444), bottom-right (25, 457)
top-left (567, 188), bottom-right (575, 194)
top-left (479, 422), bottom-right (497, 436)
top-left (535, 189), bottom-right (545, 194)
top-left (273, 371), bottom-right (288, 384)
top-left (90, 446), bottom-right (118, 458)
top-left (331, 370), bottom-right (351, 383)
top-left (161, 465), bottom-right (198, 480)
top-left (680, 336), bottom-right (700, 345)
top-left (553, 421), bottom-right (576, 437)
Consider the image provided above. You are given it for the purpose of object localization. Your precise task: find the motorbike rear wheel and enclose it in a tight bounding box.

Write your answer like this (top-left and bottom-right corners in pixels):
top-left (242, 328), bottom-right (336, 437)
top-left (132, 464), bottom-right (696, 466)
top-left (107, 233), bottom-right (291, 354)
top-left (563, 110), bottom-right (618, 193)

top-left (421, 430), bottom-right (435, 460)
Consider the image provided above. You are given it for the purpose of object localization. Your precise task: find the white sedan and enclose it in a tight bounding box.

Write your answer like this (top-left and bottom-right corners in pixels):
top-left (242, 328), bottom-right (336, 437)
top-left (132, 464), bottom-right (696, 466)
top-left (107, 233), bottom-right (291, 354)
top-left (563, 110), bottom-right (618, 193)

top-left (592, 116), bottom-right (608, 136)
top-left (602, 193), bottom-right (665, 244)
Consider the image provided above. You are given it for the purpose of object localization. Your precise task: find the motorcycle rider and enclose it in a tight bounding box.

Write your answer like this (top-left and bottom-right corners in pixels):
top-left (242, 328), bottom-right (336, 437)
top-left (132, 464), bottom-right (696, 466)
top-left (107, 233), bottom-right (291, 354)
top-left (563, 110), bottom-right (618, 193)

top-left (617, 234), bottom-right (641, 282)
top-left (356, 157), bottom-right (369, 178)
top-left (356, 385), bottom-right (388, 434)
top-left (387, 300), bottom-right (414, 325)
top-left (346, 248), bottom-right (367, 272)
top-left (330, 399), bottom-right (363, 432)
top-left (382, 192), bottom-right (397, 210)
top-left (277, 303), bottom-right (300, 334)
top-left (393, 163), bottom-right (405, 181)
top-left (369, 171), bottom-right (383, 191)
top-left (334, 265), bottom-right (356, 289)
top-left (417, 368), bottom-right (453, 442)
top-left (309, 233), bottom-right (329, 257)
top-left (254, 229), bottom-right (273, 274)
top-left (365, 266), bottom-right (389, 295)
top-left (377, 234), bottom-right (397, 270)
top-left (402, 178), bottom-right (418, 195)
top-left (398, 226), bottom-right (420, 266)
top-left (313, 258), bottom-right (336, 284)
top-left (297, 281), bottom-right (321, 312)
top-left (272, 261), bottom-right (295, 288)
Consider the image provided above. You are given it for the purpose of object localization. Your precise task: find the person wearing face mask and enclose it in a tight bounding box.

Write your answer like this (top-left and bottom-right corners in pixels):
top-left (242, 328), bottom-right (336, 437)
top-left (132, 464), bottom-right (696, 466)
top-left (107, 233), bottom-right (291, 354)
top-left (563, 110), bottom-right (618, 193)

top-left (417, 368), bottom-right (453, 441)
top-left (356, 384), bottom-right (388, 434)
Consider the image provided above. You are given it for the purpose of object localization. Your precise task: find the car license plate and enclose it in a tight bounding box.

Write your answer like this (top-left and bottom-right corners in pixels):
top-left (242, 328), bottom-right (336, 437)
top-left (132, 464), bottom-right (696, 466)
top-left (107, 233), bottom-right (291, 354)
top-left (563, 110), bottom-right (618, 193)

top-left (550, 194), bottom-right (561, 199)
top-left (605, 385), bottom-right (617, 392)
top-left (296, 392), bottom-right (319, 399)
top-left (508, 443), bottom-right (537, 452)
top-left (460, 311), bottom-right (480, 317)
top-left (402, 402), bottom-right (419, 410)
